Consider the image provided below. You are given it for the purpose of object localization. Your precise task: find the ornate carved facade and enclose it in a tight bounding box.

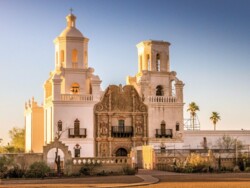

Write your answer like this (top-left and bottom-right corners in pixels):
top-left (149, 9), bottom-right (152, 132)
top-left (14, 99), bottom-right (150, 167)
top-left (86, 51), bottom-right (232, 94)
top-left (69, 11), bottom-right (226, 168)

top-left (94, 85), bottom-right (148, 157)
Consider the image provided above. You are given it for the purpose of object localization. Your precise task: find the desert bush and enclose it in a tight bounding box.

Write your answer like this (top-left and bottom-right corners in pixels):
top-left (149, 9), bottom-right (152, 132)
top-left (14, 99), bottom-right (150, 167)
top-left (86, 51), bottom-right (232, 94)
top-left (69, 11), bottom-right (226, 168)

top-left (6, 165), bottom-right (25, 178)
top-left (219, 166), bottom-right (233, 172)
top-left (79, 166), bottom-right (90, 175)
top-left (122, 165), bottom-right (136, 175)
top-left (173, 155), bottom-right (213, 173)
top-left (0, 156), bottom-right (15, 178)
top-left (244, 167), bottom-right (250, 172)
top-left (25, 161), bottom-right (50, 178)
top-left (233, 165), bottom-right (240, 172)
top-left (79, 162), bottom-right (101, 176)
top-left (180, 153), bottom-right (214, 173)
top-left (238, 159), bottom-right (246, 171)
top-left (97, 170), bottom-right (108, 176)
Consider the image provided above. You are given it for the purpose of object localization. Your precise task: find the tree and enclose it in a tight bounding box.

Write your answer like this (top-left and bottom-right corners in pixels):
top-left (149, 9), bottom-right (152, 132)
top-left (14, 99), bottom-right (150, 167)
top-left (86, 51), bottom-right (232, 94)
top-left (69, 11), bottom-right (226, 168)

top-left (54, 127), bottom-right (68, 176)
top-left (0, 138), bottom-right (4, 153)
top-left (216, 135), bottom-right (243, 150)
top-left (210, 112), bottom-right (221, 130)
top-left (187, 102), bottom-right (200, 130)
top-left (8, 127), bottom-right (25, 153)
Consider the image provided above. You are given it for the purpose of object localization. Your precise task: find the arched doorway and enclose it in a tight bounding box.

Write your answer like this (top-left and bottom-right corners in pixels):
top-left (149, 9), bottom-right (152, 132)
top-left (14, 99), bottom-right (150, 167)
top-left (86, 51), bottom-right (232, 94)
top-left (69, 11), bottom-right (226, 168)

top-left (116, 148), bottom-right (128, 156)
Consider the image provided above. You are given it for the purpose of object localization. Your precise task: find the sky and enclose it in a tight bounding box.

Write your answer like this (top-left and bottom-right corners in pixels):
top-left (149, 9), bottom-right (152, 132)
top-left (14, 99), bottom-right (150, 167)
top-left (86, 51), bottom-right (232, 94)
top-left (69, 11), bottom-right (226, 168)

top-left (0, 0), bottom-right (250, 144)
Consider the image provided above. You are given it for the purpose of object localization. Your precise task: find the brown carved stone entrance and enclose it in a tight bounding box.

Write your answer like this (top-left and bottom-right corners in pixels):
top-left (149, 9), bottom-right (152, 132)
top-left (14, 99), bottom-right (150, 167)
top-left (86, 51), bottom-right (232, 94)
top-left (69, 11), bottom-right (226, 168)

top-left (94, 85), bottom-right (148, 157)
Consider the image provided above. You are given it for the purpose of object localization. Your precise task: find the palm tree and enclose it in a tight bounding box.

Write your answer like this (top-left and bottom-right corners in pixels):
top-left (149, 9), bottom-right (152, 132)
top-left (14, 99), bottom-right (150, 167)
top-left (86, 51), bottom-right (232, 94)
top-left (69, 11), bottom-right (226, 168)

top-left (187, 102), bottom-right (200, 130)
top-left (210, 112), bottom-right (221, 130)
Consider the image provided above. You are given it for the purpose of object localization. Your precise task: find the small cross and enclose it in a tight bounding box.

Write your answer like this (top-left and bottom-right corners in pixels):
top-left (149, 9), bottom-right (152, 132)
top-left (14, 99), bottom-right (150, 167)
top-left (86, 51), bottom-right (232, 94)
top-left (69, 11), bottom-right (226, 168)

top-left (70, 8), bottom-right (73, 14)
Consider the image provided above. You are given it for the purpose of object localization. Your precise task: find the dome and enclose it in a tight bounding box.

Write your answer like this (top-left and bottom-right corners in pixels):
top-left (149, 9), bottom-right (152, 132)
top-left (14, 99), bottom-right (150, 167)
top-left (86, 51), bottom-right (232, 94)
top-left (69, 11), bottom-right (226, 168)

top-left (59, 27), bottom-right (83, 38)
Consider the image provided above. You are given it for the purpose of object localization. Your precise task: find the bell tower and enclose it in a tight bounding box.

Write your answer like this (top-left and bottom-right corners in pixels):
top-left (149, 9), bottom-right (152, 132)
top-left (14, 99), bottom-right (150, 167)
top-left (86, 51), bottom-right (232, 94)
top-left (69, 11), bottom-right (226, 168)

top-left (127, 40), bottom-right (184, 143)
top-left (136, 40), bottom-right (170, 73)
top-left (43, 13), bottom-right (102, 154)
top-left (53, 13), bottom-right (89, 69)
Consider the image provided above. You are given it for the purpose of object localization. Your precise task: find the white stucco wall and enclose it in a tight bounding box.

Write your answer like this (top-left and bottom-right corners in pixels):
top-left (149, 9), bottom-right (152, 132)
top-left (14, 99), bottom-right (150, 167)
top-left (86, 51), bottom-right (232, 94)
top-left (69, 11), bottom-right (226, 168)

top-left (184, 130), bottom-right (250, 149)
top-left (25, 113), bottom-right (32, 152)
top-left (53, 103), bottom-right (96, 157)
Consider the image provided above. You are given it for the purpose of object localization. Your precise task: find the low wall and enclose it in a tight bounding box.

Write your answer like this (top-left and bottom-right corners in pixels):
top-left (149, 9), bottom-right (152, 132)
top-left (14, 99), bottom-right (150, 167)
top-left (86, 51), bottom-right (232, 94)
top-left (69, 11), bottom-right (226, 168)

top-left (71, 157), bottom-right (132, 174)
top-left (0, 153), bottom-right (43, 169)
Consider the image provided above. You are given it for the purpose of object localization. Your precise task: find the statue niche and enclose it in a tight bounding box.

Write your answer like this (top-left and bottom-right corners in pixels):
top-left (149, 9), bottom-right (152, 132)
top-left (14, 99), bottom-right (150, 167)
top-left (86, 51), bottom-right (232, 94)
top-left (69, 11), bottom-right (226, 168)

top-left (135, 116), bottom-right (143, 135)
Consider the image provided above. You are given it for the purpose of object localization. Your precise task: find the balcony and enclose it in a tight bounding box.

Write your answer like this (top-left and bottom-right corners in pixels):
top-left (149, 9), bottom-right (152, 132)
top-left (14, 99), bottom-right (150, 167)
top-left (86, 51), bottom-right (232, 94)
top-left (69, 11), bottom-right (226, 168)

top-left (148, 96), bottom-right (176, 103)
top-left (155, 129), bottom-right (172, 138)
top-left (68, 128), bottom-right (87, 138)
top-left (111, 126), bottom-right (133, 138)
top-left (61, 94), bottom-right (93, 102)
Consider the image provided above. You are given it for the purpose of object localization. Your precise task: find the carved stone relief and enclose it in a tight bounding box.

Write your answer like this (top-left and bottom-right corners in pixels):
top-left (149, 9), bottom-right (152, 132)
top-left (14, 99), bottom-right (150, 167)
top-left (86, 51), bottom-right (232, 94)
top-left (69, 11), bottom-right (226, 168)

top-left (94, 85), bottom-right (148, 157)
top-left (100, 142), bottom-right (109, 157)
top-left (95, 85), bottom-right (147, 113)
top-left (135, 116), bottom-right (143, 135)
top-left (99, 116), bottom-right (109, 136)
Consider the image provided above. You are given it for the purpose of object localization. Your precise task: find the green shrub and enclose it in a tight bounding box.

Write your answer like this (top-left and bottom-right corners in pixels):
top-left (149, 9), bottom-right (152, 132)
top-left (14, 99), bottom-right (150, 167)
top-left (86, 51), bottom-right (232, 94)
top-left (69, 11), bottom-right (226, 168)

top-left (97, 170), bottom-right (108, 176)
top-left (79, 166), bottom-right (90, 175)
top-left (0, 156), bottom-right (14, 178)
top-left (233, 165), bottom-right (240, 172)
top-left (79, 162), bottom-right (101, 176)
top-left (122, 165), bottom-right (136, 175)
top-left (6, 165), bottom-right (25, 178)
top-left (25, 161), bottom-right (50, 178)
top-left (245, 167), bottom-right (250, 172)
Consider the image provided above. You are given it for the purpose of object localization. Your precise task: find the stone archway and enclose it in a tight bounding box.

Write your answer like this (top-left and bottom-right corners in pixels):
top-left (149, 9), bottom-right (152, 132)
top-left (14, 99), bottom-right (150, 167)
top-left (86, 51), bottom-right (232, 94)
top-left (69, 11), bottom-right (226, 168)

top-left (43, 140), bottom-right (72, 166)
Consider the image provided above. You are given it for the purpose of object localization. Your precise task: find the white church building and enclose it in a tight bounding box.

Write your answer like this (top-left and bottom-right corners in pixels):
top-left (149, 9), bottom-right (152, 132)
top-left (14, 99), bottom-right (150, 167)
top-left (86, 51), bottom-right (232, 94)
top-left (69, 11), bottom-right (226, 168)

top-left (24, 13), bottom-right (250, 159)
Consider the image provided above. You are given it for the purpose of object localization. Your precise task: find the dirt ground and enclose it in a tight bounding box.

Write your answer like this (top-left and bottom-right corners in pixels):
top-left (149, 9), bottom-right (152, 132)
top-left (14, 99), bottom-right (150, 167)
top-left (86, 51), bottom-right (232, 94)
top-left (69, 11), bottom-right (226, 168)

top-left (138, 182), bottom-right (250, 188)
top-left (139, 173), bottom-right (250, 188)
top-left (1, 171), bottom-right (250, 188)
top-left (0, 175), bottom-right (142, 187)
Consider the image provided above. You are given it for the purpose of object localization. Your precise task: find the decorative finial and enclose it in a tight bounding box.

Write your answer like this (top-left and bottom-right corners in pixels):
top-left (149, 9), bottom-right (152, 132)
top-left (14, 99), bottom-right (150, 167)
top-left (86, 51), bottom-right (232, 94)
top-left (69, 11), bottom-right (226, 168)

top-left (70, 8), bottom-right (73, 14)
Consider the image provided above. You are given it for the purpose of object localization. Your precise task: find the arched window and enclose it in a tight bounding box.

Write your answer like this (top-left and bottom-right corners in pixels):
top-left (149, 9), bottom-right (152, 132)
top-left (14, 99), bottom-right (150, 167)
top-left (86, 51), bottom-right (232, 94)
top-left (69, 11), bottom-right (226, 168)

top-left (156, 85), bottom-right (164, 96)
top-left (71, 83), bottom-right (80, 94)
top-left (60, 50), bottom-right (64, 64)
top-left (72, 49), bottom-right (78, 63)
top-left (115, 148), bottom-right (127, 156)
top-left (72, 49), bottom-right (78, 68)
top-left (203, 137), bottom-right (208, 149)
top-left (74, 144), bottom-right (81, 158)
top-left (147, 54), bottom-right (150, 71)
top-left (176, 122), bottom-right (180, 131)
top-left (57, 120), bottom-right (62, 131)
top-left (156, 53), bottom-right (160, 71)
top-left (161, 120), bottom-right (166, 135)
top-left (74, 119), bottom-right (80, 136)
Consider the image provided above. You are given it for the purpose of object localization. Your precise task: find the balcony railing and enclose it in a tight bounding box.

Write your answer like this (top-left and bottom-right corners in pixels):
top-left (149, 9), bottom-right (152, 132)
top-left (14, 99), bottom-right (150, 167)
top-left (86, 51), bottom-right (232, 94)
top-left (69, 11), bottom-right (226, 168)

top-left (155, 129), bottom-right (172, 138)
top-left (148, 96), bottom-right (176, 103)
top-left (61, 94), bottom-right (93, 102)
top-left (111, 126), bottom-right (133, 137)
top-left (72, 157), bottom-right (131, 165)
top-left (68, 128), bottom-right (87, 138)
